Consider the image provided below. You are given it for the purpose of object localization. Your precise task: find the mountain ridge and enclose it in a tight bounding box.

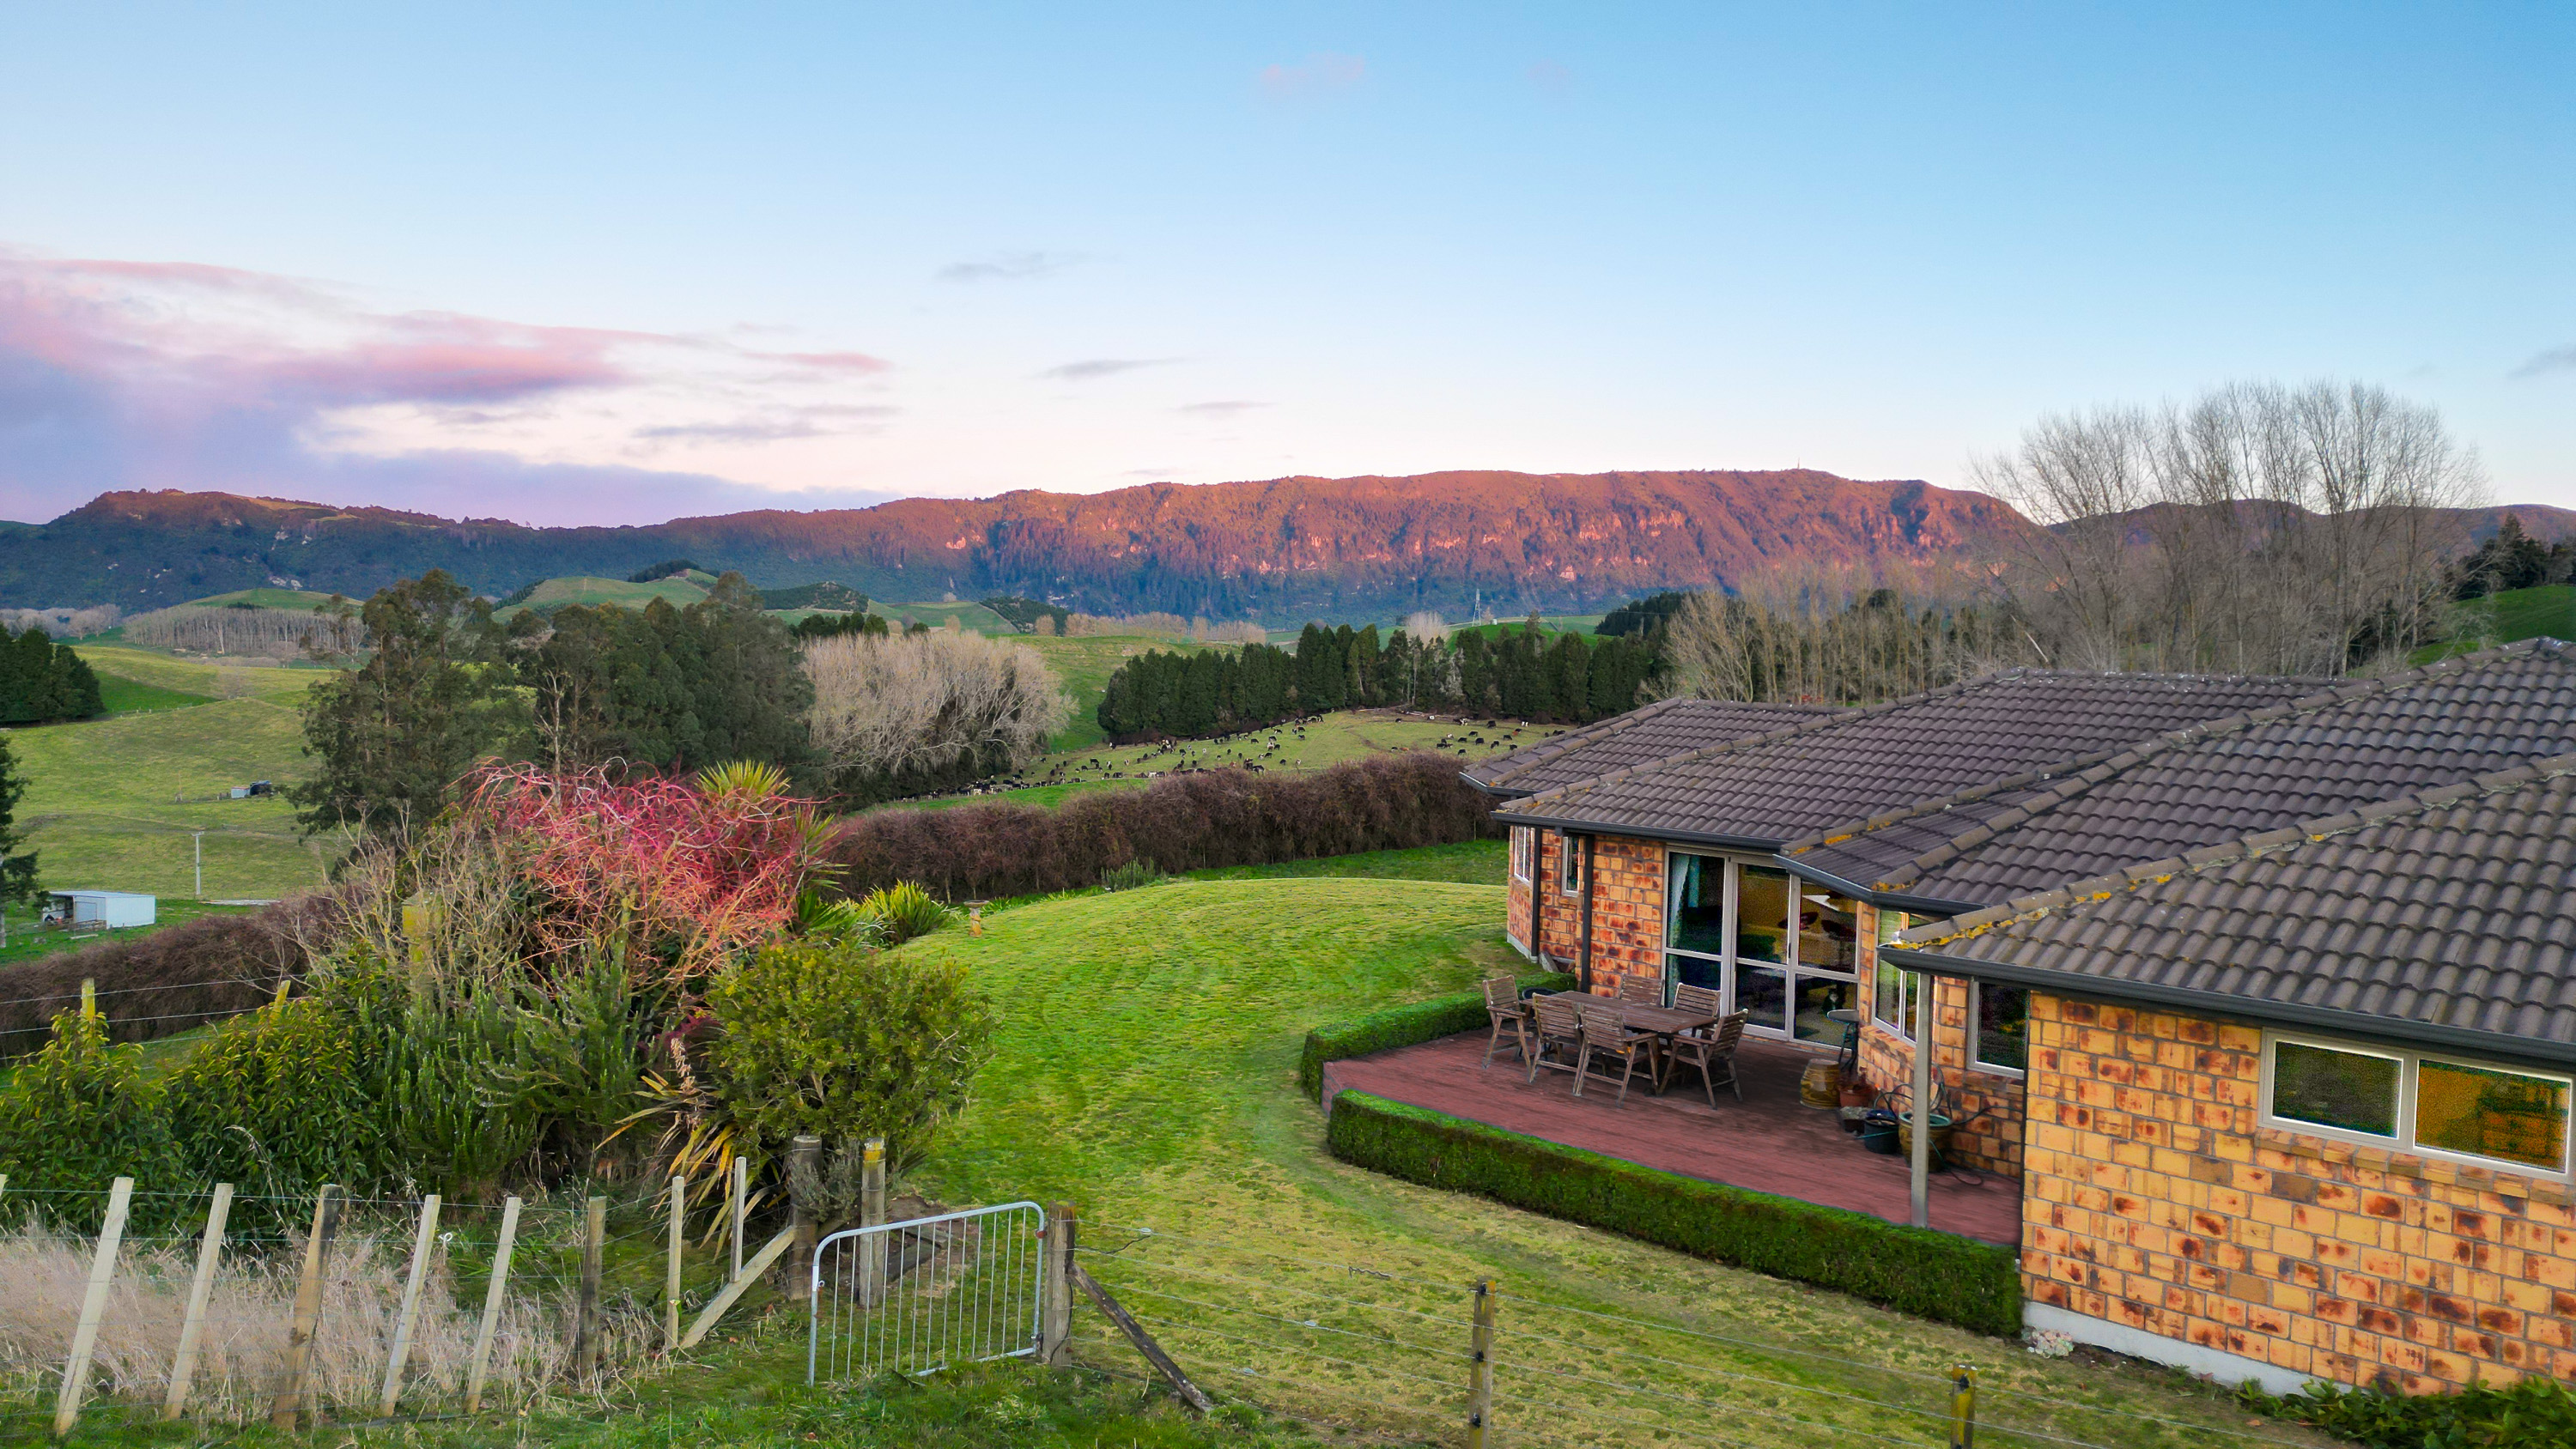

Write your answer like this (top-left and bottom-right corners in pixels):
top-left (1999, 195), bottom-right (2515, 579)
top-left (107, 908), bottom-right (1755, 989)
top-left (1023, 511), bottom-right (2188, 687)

top-left (8, 471), bottom-right (2567, 619)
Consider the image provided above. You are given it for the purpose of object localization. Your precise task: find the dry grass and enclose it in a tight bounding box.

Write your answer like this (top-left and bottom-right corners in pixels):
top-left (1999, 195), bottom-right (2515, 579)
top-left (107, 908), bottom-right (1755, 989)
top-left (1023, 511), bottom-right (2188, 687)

top-left (0, 1216), bottom-right (655, 1424)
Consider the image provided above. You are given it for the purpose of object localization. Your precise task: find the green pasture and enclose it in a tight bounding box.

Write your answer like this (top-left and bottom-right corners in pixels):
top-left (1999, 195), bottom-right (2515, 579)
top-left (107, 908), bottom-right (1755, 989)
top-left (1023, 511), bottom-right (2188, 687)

top-left (875, 597), bottom-right (1013, 633)
top-left (498, 573), bottom-right (717, 615)
top-left (1034, 709), bottom-right (1555, 784)
top-left (180, 587), bottom-right (341, 610)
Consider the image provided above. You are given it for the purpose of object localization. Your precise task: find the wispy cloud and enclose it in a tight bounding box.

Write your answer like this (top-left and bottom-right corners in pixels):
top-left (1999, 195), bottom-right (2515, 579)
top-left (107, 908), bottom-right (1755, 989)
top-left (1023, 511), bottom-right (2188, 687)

top-left (1176, 400), bottom-right (1266, 416)
top-left (1259, 52), bottom-right (1365, 100)
top-left (936, 251), bottom-right (1078, 283)
top-left (2510, 345), bottom-right (2576, 379)
top-left (0, 251), bottom-right (900, 525)
top-left (1037, 358), bottom-right (1173, 382)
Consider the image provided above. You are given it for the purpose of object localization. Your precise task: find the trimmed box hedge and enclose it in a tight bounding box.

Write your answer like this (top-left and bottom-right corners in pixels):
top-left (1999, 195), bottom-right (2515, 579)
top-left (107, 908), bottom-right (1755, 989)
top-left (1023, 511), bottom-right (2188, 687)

top-left (1327, 1089), bottom-right (2022, 1337)
top-left (1298, 973), bottom-right (1574, 1101)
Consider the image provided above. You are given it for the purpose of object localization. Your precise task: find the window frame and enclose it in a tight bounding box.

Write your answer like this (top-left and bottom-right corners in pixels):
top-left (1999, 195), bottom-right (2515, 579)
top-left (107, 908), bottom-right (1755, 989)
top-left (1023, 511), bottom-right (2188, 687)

top-left (1509, 827), bottom-right (1533, 885)
top-left (1868, 911), bottom-right (1917, 1042)
top-left (2258, 1030), bottom-right (2575, 1180)
top-left (1557, 829), bottom-right (1583, 896)
top-left (1966, 981), bottom-right (2029, 1079)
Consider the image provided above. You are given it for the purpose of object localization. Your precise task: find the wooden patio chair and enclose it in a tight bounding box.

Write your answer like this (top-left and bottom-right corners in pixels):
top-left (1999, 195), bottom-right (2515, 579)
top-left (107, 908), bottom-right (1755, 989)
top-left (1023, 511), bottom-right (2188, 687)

top-left (1573, 999), bottom-right (1655, 1106)
top-left (1665, 1009), bottom-right (1750, 1106)
top-left (1671, 982), bottom-right (1724, 1024)
top-left (1479, 975), bottom-right (1533, 1070)
top-left (1525, 993), bottom-right (1587, 1089)
top-left (1613, 974), bottom-right (1665, 1007)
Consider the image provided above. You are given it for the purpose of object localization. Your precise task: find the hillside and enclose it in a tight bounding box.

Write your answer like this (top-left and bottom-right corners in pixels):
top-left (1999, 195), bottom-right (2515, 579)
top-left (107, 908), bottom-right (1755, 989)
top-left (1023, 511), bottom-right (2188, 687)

top-left (0, 471), bottom-right (2042, 619)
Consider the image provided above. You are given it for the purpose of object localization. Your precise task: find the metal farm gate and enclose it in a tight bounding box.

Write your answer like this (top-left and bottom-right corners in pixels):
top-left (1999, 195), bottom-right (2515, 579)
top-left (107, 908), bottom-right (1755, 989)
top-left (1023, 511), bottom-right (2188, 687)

top-left (807, 1202), bottom-right (1048, 1383)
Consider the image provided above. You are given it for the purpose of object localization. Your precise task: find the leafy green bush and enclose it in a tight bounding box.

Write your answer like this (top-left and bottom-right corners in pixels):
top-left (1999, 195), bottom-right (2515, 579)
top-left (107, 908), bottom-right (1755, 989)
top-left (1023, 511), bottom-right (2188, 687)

top-left (1099, 858), bottom-right (1163, 892)
top-left (0, 1010), bottom-right (191, 1233)
top-left (1297, 973), bottom-right (1573, 1100)
top-left (2239, 1374), bottom-right (2576, 1448)
top-left (162, 994), bottom-right (374, 1204)
top-left (859, 882), bottom-right (951, 944)
top-left (707, 938), bottom-right (995, 1170)
top-left (1326, 1090), bottom-right (2021, 1336)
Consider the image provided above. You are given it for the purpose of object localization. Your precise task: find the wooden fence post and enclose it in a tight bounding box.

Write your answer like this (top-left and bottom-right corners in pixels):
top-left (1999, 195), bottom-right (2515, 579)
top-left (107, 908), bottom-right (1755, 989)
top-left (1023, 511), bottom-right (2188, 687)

top-left (729, 1155), bottom-right (749, 1284)
top-left (52, 1175), bottom-right (132, 1438)
top-left (1070, 1263), bottom-right (1212, 1414)
top-left (162, 1183), bottom-right (234, 1421)
top-left (573, 1196), bottom-right (606, 1381)
top-left (379, 1193), bottom-right (441, 1416)
top-left (665, 1174), bottom-right (686, 1350)
top-left (786, 1135), bottom-right (822, 1301)
top-left (1037, 1205), bottom-right (1075, 1366)
top-left (858, 1138), bottom-right (886, 1308)
top-left (269, 1183), bottom-right (341, 1430)
top-left (464, 1195), bottom-right (520, 1415)
top-left (1465, 1278), bottom-right (1497, 1449)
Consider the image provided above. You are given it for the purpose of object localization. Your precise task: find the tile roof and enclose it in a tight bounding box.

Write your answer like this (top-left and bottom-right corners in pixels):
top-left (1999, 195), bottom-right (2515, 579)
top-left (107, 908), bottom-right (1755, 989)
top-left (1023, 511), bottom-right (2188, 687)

top-left (1890, 753), bottom-right (2576, 1059)
top-left (1784, 640), bottom-right (2576, 910)
top-left (1462, 696), bottom-right (1843, 797)
top-left (1495, 670), bottom-right (2332, 847)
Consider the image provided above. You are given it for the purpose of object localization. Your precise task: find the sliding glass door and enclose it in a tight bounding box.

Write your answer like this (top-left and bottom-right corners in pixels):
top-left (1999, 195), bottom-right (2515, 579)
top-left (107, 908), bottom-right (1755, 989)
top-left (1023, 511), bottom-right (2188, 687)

top-left (1663, 852), bottom-right (1860, 1043)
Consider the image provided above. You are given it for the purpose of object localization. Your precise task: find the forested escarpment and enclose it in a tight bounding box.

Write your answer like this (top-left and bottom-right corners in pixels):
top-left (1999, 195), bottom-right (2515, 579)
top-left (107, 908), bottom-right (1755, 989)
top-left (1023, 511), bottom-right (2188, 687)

top-left (1096, 621), bottom-right (1662, 741)
top-left (0, 470), bottom-right (2037, 615)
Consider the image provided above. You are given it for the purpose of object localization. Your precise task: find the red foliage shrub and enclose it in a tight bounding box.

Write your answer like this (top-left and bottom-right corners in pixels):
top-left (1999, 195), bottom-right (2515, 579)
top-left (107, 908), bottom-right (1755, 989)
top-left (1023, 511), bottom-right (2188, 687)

top-left (470, 763), bottom-right (830, 987)
top-left (828, 751), bottom-right (1499, 901)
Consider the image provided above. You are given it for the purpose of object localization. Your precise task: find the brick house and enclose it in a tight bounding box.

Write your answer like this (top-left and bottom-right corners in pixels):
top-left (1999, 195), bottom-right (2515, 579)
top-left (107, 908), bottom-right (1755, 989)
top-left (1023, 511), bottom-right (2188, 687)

top-left (1470, 640), bottom-right (2576, 1392)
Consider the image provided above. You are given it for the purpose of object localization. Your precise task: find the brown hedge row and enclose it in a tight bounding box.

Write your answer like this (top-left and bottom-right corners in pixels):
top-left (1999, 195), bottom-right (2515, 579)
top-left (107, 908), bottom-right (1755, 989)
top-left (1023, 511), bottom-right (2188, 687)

top-left (829, 751), bottom-right (1499, 901)
top-left (0, 893), bottom-right (351, 1058)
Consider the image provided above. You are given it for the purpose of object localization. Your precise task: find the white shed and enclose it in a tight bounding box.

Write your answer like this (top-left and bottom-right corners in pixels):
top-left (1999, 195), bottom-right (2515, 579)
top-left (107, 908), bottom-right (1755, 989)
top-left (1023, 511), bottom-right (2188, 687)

top-left (47, 890), bottom-right (157, 929)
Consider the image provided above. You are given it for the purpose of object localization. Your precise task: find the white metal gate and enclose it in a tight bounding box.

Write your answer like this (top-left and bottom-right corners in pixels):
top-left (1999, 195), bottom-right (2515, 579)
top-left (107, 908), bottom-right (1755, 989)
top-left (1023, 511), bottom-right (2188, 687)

top-left (807, 1201), bottom-right (1048, 1383)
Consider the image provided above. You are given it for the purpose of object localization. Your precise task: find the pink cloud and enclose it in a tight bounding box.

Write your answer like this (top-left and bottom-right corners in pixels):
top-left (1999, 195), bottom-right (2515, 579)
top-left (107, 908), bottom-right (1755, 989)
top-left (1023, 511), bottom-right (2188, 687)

top-left (761, 349), bottom-right (894, 373)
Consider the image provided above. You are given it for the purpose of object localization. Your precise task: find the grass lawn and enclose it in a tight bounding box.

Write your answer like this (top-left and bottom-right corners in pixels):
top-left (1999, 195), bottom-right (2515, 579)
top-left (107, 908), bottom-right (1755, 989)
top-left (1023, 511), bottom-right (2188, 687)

top-left (7, 696), bottom-right (325, 900)
top-left (179, 588), bottom-right (341, 610)
top-left (94, 674), bottom-right (213, 715)
top-left (1032, 709), bottom-right (1559, 785)
top-left (1185, 837), bottom-right (1505, 886)
top-left (888, 879), bottom-right (2323, 1448)
top-left (499, 573), bottom-right (717, 615)
top-left (2410, 584), bottom-right (2576, 664)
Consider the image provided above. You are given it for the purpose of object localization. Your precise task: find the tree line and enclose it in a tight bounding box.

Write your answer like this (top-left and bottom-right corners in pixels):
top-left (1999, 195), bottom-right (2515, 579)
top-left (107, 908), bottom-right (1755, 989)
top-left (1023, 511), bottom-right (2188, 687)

top-left (0, 624), bottom-right (104, 724)
top-left (1095, 620), bottom-right (1662, 742)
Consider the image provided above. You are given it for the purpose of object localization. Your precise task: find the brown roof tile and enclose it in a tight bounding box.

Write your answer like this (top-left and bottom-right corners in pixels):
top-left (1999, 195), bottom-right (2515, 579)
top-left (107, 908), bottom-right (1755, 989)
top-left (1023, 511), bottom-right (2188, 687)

top-left (1893, 753), bottom-right (2576, 1056)
top-left (1462, 696), bottom-right (1842, 797)
top-left (1497, 670), bottom-right (2330, 846)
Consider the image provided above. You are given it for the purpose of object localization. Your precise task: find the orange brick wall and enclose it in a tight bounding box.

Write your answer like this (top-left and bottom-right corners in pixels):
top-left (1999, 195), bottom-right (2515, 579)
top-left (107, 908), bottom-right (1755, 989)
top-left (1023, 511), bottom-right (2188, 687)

top-left (1520, 831), bottom-right (1668, 991)
top-left (1852, 911), bottom-right (2027, 1178)
top-left (2021, 995), bottom-right (2576, 1392)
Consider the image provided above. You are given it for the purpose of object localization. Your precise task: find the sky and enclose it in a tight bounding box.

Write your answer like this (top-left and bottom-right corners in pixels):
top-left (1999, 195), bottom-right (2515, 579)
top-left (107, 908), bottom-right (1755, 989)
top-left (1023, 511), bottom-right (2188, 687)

top-left (1, 3), bottom-right (2569, 527)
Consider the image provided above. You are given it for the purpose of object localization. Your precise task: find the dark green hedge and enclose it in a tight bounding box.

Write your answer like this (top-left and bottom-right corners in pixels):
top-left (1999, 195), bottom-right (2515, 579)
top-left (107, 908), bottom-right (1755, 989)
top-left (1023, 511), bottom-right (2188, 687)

top-left (1298, 973), bottom-right (1573, 1101)
top-left (1326, 1090), bottom-right (2022, 1337)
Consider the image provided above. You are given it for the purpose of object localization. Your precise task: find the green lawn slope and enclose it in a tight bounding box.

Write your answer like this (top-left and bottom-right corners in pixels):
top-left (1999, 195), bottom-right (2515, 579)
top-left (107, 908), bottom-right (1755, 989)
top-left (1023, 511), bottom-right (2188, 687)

top-left (887, 877), bottom-right (2306, 1447)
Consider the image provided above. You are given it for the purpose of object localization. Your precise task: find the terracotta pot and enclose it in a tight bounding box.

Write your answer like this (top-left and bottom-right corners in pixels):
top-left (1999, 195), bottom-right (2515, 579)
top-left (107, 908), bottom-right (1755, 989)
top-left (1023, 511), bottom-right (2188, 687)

top-left (1838, 1082), bottom-right (1874, 1109)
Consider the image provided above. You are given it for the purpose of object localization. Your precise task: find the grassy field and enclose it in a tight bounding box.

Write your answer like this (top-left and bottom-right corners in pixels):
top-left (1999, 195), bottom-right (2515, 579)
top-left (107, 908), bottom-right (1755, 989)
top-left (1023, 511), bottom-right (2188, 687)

top-left (501, 572), bottom-right (718, 615)
top-left (1034, 710), bottom-right (1556, 783)
top-left (181, 587), bottom-right (341, 609)
top-left (876, 878), bottom-right (2324, 1448)
top-left (1017, 632), bottom-right (1206, 750)
top-left (10, 649), bottom-right (328, 900)
top-left (2411, 584), bottom-right (2576, 664)
top-left (878, 598), bottom-right (1014, 633)
top-left (1184, 836), bottom-right (1505, 885)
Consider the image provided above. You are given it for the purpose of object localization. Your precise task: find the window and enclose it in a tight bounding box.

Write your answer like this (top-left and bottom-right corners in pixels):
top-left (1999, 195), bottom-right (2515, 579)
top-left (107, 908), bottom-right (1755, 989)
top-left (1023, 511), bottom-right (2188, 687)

top-left (1509, 828), bottom-right (1533, 885)
top-left (2263, 1034), bottom-right (2573, 1177)
top-left (1870, 912), bottom-right (1918, 1039)
top-left (1971, 983), bottom-right (2028, 1075)
top-left (1664, 852), bottom-right (1728, 995)
top-left (1558, 831), bottom-right (1583, 894)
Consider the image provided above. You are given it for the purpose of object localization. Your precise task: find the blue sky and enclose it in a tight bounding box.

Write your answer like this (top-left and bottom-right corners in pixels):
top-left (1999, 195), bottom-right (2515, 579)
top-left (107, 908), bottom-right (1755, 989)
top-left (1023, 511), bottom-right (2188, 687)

top-left (2, 3), bottom-right (2567, 525)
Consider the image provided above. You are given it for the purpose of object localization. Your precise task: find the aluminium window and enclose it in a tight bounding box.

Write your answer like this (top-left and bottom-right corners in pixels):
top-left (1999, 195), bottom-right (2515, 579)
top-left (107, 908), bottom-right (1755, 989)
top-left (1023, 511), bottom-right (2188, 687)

top-left (1558, 830), bottom-right (1583, 895)
top-left (1869, 911), bottom-right (1918, 1040)
top-left (1509, 827), bottom-right (1533, 885)
top-left (2262, 1033), bottom-right (2573, 1177)
top-left (1970, 982), bottom-right (2029, 1076)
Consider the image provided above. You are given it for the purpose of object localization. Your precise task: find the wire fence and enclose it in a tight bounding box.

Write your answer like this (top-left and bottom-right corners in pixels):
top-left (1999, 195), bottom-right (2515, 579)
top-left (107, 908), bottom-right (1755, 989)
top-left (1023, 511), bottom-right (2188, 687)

top-left (1062, 1222), bottom-right (2331, 1449)
top-left (0, 1175), bottom-right (765, 1436)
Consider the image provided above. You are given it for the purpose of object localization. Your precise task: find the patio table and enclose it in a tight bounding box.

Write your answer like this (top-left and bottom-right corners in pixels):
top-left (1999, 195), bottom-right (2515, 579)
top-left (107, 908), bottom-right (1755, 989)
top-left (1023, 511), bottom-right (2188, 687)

top-left (1607, 1003), bottom-right (1718, 1093)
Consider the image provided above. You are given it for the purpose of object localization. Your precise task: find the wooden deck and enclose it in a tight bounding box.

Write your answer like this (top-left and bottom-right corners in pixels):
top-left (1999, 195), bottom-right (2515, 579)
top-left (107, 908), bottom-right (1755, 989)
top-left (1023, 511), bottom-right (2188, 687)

top-left (1321, 1029), bottom-right (2024, 1246)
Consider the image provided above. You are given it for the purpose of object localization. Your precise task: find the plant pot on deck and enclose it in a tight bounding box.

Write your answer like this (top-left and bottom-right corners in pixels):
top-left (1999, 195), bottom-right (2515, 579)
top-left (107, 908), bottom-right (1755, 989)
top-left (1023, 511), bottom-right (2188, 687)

top-left (1797, 1059), bottom-right (1843, 1108)
top-left (1896, 1114), bottom-right (1955, 1159)
top-left (1838, 1082), bottom-right (1874, 1109)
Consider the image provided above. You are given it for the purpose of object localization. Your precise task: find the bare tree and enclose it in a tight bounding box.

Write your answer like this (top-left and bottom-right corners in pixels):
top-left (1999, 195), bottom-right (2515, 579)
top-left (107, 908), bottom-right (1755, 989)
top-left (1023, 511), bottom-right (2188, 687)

top-left (804, 631), bottom-right (1072, 781)
top-left (1974, 379), bottom-right (2482, 676)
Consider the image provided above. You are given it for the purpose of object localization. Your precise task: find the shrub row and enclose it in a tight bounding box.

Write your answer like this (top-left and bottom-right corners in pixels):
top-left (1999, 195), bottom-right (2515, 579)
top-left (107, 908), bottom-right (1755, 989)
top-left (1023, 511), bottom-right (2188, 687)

top-left (0, 892), bottom-right (351, 1058)
top-left (829, 751), bottom-right (1499, 900)
top-left (1297, 973), bottom-right (1573, 1101)
top-left (1325, 1090), bottom-right (2023, 1337)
